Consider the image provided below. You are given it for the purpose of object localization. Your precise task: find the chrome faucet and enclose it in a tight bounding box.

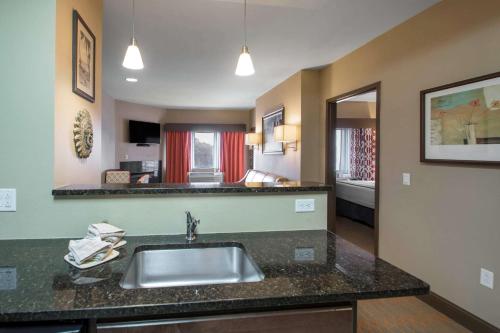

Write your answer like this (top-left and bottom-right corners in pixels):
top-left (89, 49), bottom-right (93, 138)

top-left (185, 211), bottom-right (200, 242)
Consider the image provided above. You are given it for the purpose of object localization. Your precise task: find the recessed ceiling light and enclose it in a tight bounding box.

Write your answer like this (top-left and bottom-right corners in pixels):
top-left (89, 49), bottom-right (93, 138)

top-left (126, 78), bottom-right (138, 82)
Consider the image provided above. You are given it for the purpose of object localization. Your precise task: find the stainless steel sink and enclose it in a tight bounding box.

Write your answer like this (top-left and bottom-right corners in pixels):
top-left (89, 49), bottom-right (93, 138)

top-left (120, 242), bottom-right (264, 289)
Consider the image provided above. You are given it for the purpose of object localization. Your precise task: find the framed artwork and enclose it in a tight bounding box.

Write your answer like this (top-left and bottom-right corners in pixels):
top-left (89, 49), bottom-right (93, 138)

top-left (421, 71), bottom-right (500, 165)
top-left (72, 10), bottom-right (96, 103)
top-left (262, 106), bottom-right (284, 155)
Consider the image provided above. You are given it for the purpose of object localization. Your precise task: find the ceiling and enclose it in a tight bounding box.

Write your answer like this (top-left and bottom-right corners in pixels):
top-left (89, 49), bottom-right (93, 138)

top-left (338, 91), bottom-right (377, 103)
top-left (103, 0), bottom-right (438, 110)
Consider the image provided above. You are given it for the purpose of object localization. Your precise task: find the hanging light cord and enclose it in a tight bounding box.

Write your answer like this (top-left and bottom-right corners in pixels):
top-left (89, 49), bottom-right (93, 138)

top-left (132, 0), bottom-right (136, 41)
top-left (243, 0), bottom-right (247, 47)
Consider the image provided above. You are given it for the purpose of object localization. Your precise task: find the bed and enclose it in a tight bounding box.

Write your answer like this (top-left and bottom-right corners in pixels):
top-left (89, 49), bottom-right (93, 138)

top-left (335, 178), bottom-right (375, 227)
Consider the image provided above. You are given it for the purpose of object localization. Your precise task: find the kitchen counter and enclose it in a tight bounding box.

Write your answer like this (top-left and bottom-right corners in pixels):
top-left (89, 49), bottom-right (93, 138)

top-left (0, 230), bottom-right (428, 324)
top-left (52, 181), bottom-right (332, 197)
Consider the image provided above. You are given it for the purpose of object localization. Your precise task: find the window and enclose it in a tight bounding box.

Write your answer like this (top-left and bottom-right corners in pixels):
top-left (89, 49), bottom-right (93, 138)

top-left (191, 132), bottom-right (220, 171)
top-left (335, 129), bottom-right (351, 178)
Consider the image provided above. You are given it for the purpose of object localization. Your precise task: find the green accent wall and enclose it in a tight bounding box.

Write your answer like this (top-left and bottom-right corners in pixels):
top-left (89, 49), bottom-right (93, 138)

top-left (0, 0), bottom-right (58, 237)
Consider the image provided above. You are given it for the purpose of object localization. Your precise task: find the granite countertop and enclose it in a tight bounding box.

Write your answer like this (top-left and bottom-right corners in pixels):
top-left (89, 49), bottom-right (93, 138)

top-left (52, 181), bottom-right (332, 197)
top-left (0, 230), bottom-right (429, 323)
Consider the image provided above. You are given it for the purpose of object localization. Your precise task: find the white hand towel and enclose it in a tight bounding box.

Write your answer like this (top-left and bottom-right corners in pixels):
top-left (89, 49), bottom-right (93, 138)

top-left (86, 223), bottom-right (125, 245)
top-left (68, 238), bottom-right (112, 265)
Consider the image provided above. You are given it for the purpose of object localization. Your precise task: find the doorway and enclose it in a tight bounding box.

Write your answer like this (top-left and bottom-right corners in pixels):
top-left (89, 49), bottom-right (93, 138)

top-left (325, 82), bottom-right (380, 256)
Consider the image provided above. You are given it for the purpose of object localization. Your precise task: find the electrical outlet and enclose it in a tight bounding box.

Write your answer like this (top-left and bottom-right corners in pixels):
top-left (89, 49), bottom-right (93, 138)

top-left (0, 267), bottom-right (16, 290)
top-left (295, 199), bottom-right (315, 213)
top-left (294, 247), bottom-right (315, 261)
top-left (0, 189), bottom-right (16, 212)
top-left (480, 268), bottom-right (494, 289)
top-left (402, 173), bottom-right (411, 186)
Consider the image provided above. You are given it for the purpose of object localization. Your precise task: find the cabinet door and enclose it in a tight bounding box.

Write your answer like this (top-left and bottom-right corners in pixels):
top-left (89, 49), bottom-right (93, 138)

top-left (98, 307), bottom-right (354, 333)
top-left (0, 324), bottom-right (82, 333)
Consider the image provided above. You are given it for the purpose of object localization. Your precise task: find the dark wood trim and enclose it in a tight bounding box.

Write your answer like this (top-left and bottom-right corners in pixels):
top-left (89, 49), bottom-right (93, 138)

top-left (325, 82), bottom-right (381, 257)
top-left (72, 10), bottom-right (96, 103)
top-left (325, 101), bottom-right (337, 232)
top-left (327, 192), bottom-right (335, 232)
top-left (83, 318), bottom-right (97, 333)
top-left (352, 301), bottom-right (357, 333)
top-left (420, 71), bottom-right (500, 166)
top-left (418, 292), bottom-right (500, 333)
top-left (163, 123), bottom-right (247, 132)
top-left (262, 105), bottom-right (285, 155)
top-left (374, 84), bottom-right (381, 257)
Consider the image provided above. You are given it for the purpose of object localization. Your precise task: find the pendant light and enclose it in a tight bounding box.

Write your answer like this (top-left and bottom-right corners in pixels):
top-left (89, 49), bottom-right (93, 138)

top-left (122, 0), bottom-right (144, 70)
top-left (235, 0), bottom-right (255, 76)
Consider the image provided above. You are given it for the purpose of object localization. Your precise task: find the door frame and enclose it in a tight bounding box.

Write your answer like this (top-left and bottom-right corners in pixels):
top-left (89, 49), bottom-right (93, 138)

top-left (325, 82), bottom-right (381, 256)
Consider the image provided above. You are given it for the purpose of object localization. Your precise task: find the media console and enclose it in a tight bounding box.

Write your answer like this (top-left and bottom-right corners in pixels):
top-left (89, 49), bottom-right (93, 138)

top-left (120, 160), bottom-right (162, 183)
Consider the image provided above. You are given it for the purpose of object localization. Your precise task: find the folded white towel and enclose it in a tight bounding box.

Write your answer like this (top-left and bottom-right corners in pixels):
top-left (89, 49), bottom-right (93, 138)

top-left (68, 238), bottom-right (112, 265)
top-left (86, 223), bottom-right (126, 245)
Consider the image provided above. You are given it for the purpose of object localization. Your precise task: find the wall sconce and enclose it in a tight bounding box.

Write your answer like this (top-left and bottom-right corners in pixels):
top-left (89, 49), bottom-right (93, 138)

top-left (274, 124), bottom-right (298, 151)
top-left (245, 132), bottom-right (261, 150)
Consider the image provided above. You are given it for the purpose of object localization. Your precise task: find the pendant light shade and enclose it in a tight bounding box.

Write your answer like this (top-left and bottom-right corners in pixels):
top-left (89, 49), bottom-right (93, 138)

top-left (122, 0), bottom-right (144, 70)
top-left (235, 0), bottom-right (254, 76)
top-left (235, 46), bottom-right (255, 76)
top-left (123, 38), bottom-right (144, 70)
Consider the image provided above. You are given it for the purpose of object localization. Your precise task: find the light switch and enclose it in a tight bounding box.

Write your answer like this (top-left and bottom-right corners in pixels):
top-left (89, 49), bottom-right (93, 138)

top-left (0, 189), bottom-right (16, 212)
top-left (480, 268), bottom-right (494, 289)
top-left (402, 173), bottom-right (411, 186)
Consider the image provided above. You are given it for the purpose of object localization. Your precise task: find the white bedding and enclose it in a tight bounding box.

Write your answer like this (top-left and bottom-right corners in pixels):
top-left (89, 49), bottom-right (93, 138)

top-left (336, 179), bottom-right (375, 209)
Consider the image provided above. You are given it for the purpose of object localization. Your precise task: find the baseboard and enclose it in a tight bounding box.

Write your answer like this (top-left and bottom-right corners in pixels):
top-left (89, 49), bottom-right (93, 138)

top-left (417, 292), bottom-right (500, 333)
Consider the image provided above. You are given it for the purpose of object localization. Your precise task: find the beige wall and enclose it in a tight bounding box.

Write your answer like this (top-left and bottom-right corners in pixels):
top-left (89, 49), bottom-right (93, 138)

top-left (300, 70), bottom-right (322, 182)
top-left (336, 118), bottom-right (376, 129)
top-left (255, 72), bottom-right (302, 180)
top-left (54, 0), bottom-right (102, 187)
top-left (249, 108), bottom-right (256, 129)
top-left (337, 101), bottom-right (376, 119)
top-left (254, 70), bottom-right (321, 181)
top-left (318, 0), bottom-right (500, 326)
top-left (115, 100), bottom-right (166, 165)
top-left (164, 108), bottom-right (250, 125)
top-left (101, 93), bottom-right (116, 173)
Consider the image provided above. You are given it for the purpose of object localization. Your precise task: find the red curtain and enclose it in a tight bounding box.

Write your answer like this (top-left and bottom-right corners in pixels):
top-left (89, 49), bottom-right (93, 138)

top-left (350, 128), bottom-right (376, 180)
top-left (166, 131), bottom-right (191, 183)
top-left (220, 132), bottom-right (245, 183)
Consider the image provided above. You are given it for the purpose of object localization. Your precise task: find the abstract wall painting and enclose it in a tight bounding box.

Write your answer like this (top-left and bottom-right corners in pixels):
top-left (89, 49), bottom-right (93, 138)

top-left (421, 72), bottom-right (500, 164)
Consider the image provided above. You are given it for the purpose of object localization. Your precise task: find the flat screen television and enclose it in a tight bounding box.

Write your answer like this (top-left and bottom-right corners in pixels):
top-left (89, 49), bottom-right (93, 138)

top-left (128, 120), bottom-right (160, 144)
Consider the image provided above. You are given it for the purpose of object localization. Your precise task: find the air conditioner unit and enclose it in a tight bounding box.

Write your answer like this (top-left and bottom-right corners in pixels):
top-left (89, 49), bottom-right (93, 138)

top-left (188, 172), bottom-right (224, 183)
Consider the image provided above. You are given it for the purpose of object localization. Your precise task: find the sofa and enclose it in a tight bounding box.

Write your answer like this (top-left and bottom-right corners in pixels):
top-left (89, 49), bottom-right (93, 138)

top-left (239, 169), bottom-right (288, 183)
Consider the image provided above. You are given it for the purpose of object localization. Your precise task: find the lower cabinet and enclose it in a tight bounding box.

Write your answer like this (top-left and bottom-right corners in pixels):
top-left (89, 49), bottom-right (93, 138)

top-left (97, 307), bottom-right (354, 333)
top-left (0, 323), bottom-right (82, 333)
